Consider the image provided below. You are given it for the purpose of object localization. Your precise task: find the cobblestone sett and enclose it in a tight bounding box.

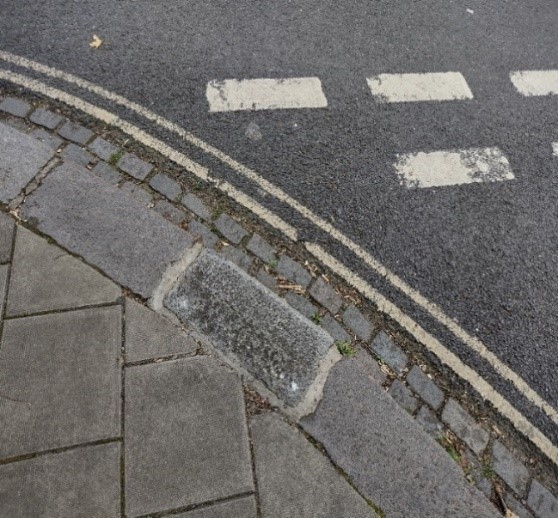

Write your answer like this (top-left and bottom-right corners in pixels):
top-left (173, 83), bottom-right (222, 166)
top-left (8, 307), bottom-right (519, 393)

top-left (182, 192), bottom-right (210, 220)
top-left (0, 97), bottom-right (31, 117)
top-left (389, 379), bottom-right (420, 414)
top-left (149, 172), bottom-right (181, 201)
top-left (527, 480), bottom-right (558, 518)
top-left (284, 292), bottom-right (318, 320)
top-left (88, 136), bottom-right (118, 161)
top-left (276, 255), bottom-right (312, 288)
top-left (188, 220), bottom-right (219, 248)
top-left (370, 331), bottom-right (408, 374)
top-left (441, 399), bottom-right (489, 455)
top-left (415, 405), bottom-right (444, 439)
top-left (321, 313), bottom-right (351, 343)
top-left (407, 365), bottom-right (444, 410)
top-left (309, 278), bottom-right (342, 314)
top-left (492, 440), bottom-right (530, 495)
top-left (214, 213), bottom-right (248, 244)
top-left (343, 304), bottom-right (372, 341)
top-left (247, 233), bottom-right (276, 263)
top-left (118, 152), bottom-right (153, 180)
top-left (58, 120), bottom-right (93, 145)
top-left (29, 108), bottom-right (63, 129)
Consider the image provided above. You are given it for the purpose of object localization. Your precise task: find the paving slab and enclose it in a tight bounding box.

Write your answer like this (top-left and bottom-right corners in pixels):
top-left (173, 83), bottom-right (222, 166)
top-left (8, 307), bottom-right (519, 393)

top-left (7, 226), bottom-right (120, 316)
top-left (165, 250), bottom-right (333, 406)
top-left (125, 298), bottom-right (197, 362)
top-left (0, 443), bottom-right (120, 518)
top-left (0, 307), bottom-right (121, 458)
top-left (124, 357), bottom-right (253, 517)
top-left (301, 358), bottom-right (498, 518)
top-left (176, 497), bottom-right (257, 518)
top-left (20, 161), bottom-right (195, 298)
top-left (0, 211), bottom-right (14, 262)
top-left (251, 413), bottom-right (376, 518)
top-left (0, 121), bottom-right (53, 202)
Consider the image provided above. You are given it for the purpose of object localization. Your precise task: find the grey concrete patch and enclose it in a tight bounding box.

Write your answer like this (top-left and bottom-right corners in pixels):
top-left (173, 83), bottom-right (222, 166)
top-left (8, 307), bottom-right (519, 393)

top-left (60, 142), bottom-right (93, 166)
top-left (0, 97), bottom-right (31, 117)
top-left (154, 199), bottom-right (188, 225)
top-left (149, 173), bottom-right (181, 201)
top-left (276, 254), bottom-right (312, 287)
top-left (342, 304), bottom-right (372, 341)
top-left (527, 480), bottom-right (558, 518)
top-left (214, 213), bottom-right (248, 244)
top-left (492, 440), bottom-right (530, 495)
top-left (0, 121), bottom-right (53, 202)
top-left (247, 233), bottom-right (275, 263)
top-left (165, 250), bottom-right (333, 406)
top-left (182, 192), bottom-right (210, 220)
top-left (0, 443), bottom-right (120, 518)
top-left (117, 152), bottom-right (153, 180)
top-left (88, 136), bottom-right (118, 161)
top-left (20, 162), bottom-right (194, 298)
top-left (252, 413), bottom-right (376, 518)
top-left (284, 291), bottom-right (318, 320)
top-left (388, 379), bottom-right (419, 414)
top-left (406, 365), bottom-right (444, 410)
top-left (29, 108), bottom-right (63, 129)
top-left (58, 120), bottom-right (93, 145)
top-left (188, 220), bottom-right (219, 248)
top-left (370, 331), bottom-right (408, 374)
top-left (309, 278), bottom-right (342, 314)
top-left (0, 307), bottom-right (121, 458)
top-left (124, 357), bottom-right (253, 516)
top-left (415, 405), bottom-right (444, 439)
top-left (125, 298), bottom-right (197, 362)
top-left (321, 313), bottom-right (351, 343)
top-left (441, 399), bottom-right (489, 456)
top-left (0, 211), bottom-right (15, 262)
top-left (301, 359), bottom-right (498, 518)
top-left (92, 161), bottom-right (123, 184)
top-left (7, 226), bottom-right (120, 316)
top-left (31, 127), bottom-right (63, 150)
top-left (176, 497), bottom-right (257, 518)
top-left (220, 245), bottom-right (253, 271)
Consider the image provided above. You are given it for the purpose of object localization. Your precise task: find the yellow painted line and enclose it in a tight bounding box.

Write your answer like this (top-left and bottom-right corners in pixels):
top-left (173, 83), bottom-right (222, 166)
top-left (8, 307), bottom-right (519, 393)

top-left (0, 69), bottom-right (296, 241)
top-left (305, 242), bottom-right (558, 466)
top-left (1, 55), bottom-right (556, 464)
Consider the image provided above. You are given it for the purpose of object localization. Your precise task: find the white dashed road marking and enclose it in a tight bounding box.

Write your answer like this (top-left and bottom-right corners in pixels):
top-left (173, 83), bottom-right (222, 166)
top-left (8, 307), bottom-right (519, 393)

top-left (206, 77), bottom-right (328, 112)
top-left (553, 142), bottom-right (558, 156)
top-left (510, 70), bottom-right (558, 96)
top-left (367, 72), bottom-right (474, 102)
top-left (395, 148), bottom-right (515, 188)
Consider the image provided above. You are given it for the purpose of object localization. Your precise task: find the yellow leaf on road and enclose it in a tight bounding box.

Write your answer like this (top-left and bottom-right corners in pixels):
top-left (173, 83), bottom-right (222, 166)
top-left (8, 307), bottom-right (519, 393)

top-left (89, 34), bottom-right (103, 49)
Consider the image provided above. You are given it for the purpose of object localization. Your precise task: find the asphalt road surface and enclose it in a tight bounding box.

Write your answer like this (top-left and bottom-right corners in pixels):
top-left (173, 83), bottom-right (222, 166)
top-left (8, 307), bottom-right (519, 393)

top-left (1, 1), bottom-right (557, 442)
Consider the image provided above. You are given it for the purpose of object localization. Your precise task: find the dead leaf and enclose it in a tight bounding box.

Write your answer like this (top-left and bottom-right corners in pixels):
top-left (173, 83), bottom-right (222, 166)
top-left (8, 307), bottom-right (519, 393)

top-left (89, 34), bottom-right (103, 49)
